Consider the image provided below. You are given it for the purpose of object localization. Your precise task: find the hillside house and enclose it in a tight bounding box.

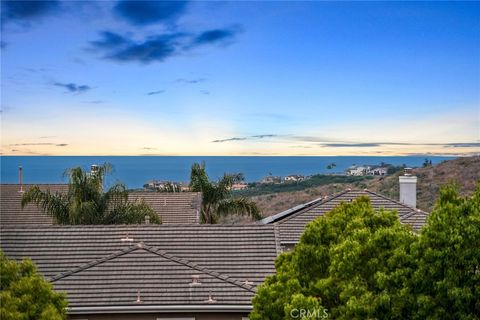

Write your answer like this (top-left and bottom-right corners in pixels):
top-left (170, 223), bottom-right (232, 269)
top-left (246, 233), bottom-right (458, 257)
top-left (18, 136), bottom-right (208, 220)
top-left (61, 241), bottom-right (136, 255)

top-left (284, 174), bottom-right (305, 182)
top-left (260, 174), bottom-right (282, 184)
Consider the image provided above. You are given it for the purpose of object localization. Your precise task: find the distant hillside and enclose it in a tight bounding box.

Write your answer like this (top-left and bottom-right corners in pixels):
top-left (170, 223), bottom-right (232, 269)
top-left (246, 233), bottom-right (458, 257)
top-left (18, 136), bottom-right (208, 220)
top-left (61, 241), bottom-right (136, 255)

top-left (372, 156), bottom-right (480, 212)
top-left (248, 156), bottom-right (480, 217)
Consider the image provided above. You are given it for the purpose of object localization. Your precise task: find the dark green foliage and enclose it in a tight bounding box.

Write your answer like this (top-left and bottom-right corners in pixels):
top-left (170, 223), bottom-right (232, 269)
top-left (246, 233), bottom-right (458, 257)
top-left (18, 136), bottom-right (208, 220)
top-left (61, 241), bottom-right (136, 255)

top-left (411, 184), bottom-right (480, 319)
top-left (0, 252), bottom-right (67, 320)
top-left (189, 162), bottom-right (261, 223)
top-left (423, 158), bottom-right (433, 167)
top-left (251, 196), bottom-right (416, 320)
top-left (21, 163), bottom-right (160, 225)
top-left (251, 183), bottom-right (480, 319)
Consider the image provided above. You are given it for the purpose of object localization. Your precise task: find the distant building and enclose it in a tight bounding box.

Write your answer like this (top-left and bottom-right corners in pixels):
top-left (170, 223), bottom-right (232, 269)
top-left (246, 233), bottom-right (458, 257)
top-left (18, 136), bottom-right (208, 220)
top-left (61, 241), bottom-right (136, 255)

top-left (347, 166), bottom-right (371, 176)
top-left (144, 180), bottom-right (186, 192)
top-left (347, 165), bottom-right (389, 176)
top-left (260, 174), bottom-right (282, 184)
top-left (370, 167), bottom-right (388, 176)
top-left (232, 182), bottom-right (249, 190)
top-left (284, 174), bottom-right (305, 182)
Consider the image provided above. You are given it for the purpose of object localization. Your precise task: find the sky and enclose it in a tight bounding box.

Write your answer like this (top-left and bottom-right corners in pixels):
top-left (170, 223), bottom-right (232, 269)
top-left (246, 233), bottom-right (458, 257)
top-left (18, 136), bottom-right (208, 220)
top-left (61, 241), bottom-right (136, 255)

top-left (1, 0), bottom-right (479, 156)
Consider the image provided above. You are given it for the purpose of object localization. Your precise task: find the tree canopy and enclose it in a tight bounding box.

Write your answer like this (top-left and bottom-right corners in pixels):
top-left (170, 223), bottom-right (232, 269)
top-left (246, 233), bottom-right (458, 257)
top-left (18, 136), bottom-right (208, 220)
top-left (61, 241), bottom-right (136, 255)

top-left (411, 184), bottom-right (480, 319)
top-left (21, 163), bottom-right (161, 225)
top-left (0, 252), bottom-right (67, 320)
top-left (251, 183), bottom-right (480, 319)
top-left (251, 196), bottom-right (416, 319)
top-left (189, 162), bottom-right (261, 223)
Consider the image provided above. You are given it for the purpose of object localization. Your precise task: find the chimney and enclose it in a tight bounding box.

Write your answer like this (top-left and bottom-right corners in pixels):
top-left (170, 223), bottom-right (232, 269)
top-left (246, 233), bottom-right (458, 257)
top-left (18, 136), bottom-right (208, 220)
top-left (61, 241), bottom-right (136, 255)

top-left (399, 168), bottom-right (417, 208)
top-left (18, 166), bottom-right (24, 193)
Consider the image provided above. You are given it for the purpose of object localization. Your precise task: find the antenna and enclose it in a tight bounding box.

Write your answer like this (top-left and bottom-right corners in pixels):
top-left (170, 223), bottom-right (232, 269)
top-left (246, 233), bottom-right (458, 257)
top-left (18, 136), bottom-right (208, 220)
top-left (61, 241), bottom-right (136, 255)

top-left (190, 275), bottom-right (201, 286)
top-left (243, 279), bottom-right (253, 286)
top-left (135, 290), bottom-right (142, 303)
top-left (121, 233), bottom-right (134, 242)
top-left (205, 292), bottom-right (217, 304)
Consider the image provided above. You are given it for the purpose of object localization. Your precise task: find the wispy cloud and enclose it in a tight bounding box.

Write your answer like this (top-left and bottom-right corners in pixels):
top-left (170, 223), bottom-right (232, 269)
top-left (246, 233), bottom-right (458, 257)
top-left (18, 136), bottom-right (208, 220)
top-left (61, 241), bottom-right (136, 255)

top-left (211, 133), bottom-right (480, 150)
top-left (445, 142), bottom-right (480, 148)
top-left (212, 137), bottom-right (248, 143)
top-left (176, 78), bottom-right (205, 84)
top-left (90, 26), bottom-right (240, 64)
top-left (113, 0), bottom-right (189, 26)
top-left (141, 147), bottom-right (158, 150)
top-left (147, 90), bottom-right (165, 96)
top-left (83, 100), bottom-right (104, 104)
top-left (322, 143), bottom-right (382, 147)
top-left (1, 0), bottom-right (60, 24)
top-left (54, 82), bottom-right (91, 94)
top-left (9, 142), bottom-right (68, 147)
top-left (212, 134), bottom-right (279, 143)
top-left (200, 90), bottom-right (210, 95)
top-left (193, 28), bottom-right (238, 46)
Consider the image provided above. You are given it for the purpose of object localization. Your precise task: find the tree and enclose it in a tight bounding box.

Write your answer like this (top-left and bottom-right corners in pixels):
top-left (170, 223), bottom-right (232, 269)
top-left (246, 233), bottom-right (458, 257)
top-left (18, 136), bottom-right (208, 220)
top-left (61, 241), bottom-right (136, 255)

top-left (423, 158), bottom-right (433, 167)
top-left (0, 251), bottom-right (67, 320)
top-left (189, 162), bottom-right (261, 223)
top-left (410, 184), bottom-right (480, 320)
top-left (251, 196), bottom-right (417, 320)
top-left (21, 163), bottom-right (161, 225)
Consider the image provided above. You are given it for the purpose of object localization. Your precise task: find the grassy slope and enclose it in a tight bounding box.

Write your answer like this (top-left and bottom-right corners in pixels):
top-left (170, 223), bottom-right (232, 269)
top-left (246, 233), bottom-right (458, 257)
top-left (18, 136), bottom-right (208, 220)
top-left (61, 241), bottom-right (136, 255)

top-left (247, 156), bottom-right (480, 218)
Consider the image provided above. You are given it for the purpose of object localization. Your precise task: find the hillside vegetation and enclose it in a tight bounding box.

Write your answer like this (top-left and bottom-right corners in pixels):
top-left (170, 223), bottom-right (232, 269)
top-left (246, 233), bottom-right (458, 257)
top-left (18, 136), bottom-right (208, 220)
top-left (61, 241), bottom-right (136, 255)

top-left (248, 156), bottom-right (480, 217)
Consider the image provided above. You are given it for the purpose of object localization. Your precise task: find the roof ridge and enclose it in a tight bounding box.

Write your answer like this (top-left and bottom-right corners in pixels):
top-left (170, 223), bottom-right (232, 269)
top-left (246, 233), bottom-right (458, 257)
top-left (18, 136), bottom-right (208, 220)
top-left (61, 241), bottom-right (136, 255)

top-left (273, 189), bottom-right (352, 225)
top-left (49, 242), bottom-right (255, 293)
top-left (364, 189), bottom-right (428, 215)
top-left (0, 224), bottom-right (275, 229)
top-left (141, 245), bottom-right (256, 293)
top-left (50, 245), bottom-right (138, 282)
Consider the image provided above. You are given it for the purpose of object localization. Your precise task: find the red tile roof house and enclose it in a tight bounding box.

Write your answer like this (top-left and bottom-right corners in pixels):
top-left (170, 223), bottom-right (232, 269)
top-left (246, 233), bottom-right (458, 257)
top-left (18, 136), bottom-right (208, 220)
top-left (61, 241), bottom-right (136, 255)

top-left (0, 173), bottom-right (429, 319)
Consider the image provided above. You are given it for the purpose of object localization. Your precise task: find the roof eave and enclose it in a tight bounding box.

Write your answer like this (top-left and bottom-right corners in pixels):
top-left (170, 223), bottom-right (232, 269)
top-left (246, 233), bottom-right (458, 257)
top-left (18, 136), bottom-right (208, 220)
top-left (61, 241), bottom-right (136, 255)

top-left (68, 304), bottom-right (253, 314)
top-left (260, 197), bottom-right (325, 224)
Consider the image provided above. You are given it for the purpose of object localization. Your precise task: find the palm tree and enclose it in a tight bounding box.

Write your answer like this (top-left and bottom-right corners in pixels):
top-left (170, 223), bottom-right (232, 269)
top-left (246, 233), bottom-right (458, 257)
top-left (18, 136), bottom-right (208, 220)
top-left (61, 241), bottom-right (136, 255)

top-left (189, 162), bottom-right (261, 224)
top-left (21, 163), bottom-right (161, 225)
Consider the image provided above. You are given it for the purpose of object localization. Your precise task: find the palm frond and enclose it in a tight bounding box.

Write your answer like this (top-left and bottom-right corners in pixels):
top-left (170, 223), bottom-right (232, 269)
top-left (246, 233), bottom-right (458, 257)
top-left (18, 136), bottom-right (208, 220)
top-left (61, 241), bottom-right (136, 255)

top-left (216, 197), bottom-right (262, 220)
top-left (21, 186), bottom-right (69, 224)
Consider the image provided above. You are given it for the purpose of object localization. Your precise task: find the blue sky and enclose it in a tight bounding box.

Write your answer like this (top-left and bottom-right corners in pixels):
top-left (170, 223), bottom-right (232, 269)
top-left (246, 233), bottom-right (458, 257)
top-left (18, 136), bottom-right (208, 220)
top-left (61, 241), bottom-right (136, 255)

top-left (1, 1), bottom-right (479, 156)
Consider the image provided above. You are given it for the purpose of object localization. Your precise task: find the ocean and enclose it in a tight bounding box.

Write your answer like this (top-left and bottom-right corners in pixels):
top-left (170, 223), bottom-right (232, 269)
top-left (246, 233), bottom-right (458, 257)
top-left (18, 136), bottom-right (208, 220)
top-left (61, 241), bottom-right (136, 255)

top-left (1, 156), bottom-right (455, 188)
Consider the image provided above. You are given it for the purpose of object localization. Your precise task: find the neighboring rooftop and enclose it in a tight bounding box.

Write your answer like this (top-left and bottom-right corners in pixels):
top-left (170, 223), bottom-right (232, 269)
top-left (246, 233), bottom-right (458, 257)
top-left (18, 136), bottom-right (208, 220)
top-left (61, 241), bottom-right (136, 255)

top-left (0, 224), bottom-right (279, 287)
top-left (0, 184), bottom-right (201, 225)
top-left (128, 191), bottom-right (201, 224)
top-left (0, 184), bottom-right (66, 226)
top-left (262, 189), bottom-right (429, 244)
top-left (50, 243), bottom-right (255, 309)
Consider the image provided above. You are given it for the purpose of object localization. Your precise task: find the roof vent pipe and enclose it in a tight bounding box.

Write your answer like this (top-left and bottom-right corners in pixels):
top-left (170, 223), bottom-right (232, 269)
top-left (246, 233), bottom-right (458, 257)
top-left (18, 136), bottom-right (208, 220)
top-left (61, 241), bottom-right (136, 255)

top-left (18, 166), bottom-right (24, 193)
top-left (399, 168), bottom-right (417, 208)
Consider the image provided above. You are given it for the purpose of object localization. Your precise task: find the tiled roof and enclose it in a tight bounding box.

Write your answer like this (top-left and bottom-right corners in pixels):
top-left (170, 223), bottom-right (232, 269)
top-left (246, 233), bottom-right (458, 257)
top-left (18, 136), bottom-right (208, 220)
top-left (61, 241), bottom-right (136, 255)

top-left (51, 243), bottom-right (255, 308)
top-left (0, 184), bottom-right (66, 226)
top-left (262, 189), bottom-right (429, 244)
top-left (0, 225), bottom-right (278, 287)
top-left (128, 192), bottom-right (201, 224)
top-left (0, 184), bottom-right (201, 225)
